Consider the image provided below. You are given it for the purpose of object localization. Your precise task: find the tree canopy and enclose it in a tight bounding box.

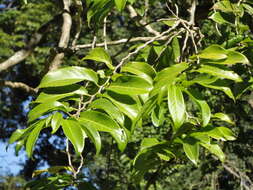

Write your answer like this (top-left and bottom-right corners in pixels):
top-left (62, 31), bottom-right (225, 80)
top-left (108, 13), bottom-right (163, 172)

top-left (1, 0), bottom-right (253, 189)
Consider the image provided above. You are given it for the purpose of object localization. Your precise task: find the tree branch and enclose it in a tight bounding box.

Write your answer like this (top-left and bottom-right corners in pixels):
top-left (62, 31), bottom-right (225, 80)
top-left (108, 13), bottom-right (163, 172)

top-left (73, 36), bottom-right (168, 50)
top-left (222, 163), bottom-right (253, 190)
top-left (127, 5), bottom-right (160, 36)
top-left (0, 80), bottom-right (37, 94)
top-left (0, 14), bottom-right (61, 73)
top-left (189, 0), bottom-right (197, 25)
top-left (49, 0), bottom-right (72, 71)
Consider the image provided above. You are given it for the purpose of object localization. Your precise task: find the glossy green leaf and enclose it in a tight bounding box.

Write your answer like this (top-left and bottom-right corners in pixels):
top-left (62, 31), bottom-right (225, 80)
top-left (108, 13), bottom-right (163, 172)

top-left (209, 12), bottom-right (232, 25)
top-left (243, 3), bottom-right (253, 15)
top-left (79, 122), bottom-right (101, 155)
top-left (167, 85), bottom-right (186, 130)
top-left (15, 140), bottom-right (25, 156)
top-left (80, 110), bottom-right (127, 151)
top-left (171, 37), bottom-right (181, 62)
top-left (114, 0), bottom-right (127, 11)
top-left (196, 65), bottom-right (242, 82)
top-left (190, 133), bottom-right (210, 144)
top-left (26, 120), bottom-right (45, 158)
top-left (220, 51), bottom-right (249, 65)
top-left (154, 62), bottom-right (188, 90)
top-left (83, 48), bottom-right (114, 70)
top-left (32, 166), bottom-right (73, 177)
top-left (201, 142), bottom-right (225, 162)
top-left (38, 66), bottom-right (98, 88)
top-left (213, 1), bottom-right (234, 12)
top-left (51, 112), bottom-right (63, 134)
top-left (198, 45), bottom-right (227, 60)
top-left (186, 89), bottom-right (211, 126)
top-left (90, 98), bottom-right (124, 125)
top-left (182, 137), bottom-right (199, 165)
top-left (198, 80), bottom-right (235, 101)
top-left (35, 86), bottom-right (88, 103)
top-left (62, 119), bottom-right (85, 155)
top-left (28, 101), bottom-right (66, 122)
top-left (212, 113), bottom-right (235, 125)
top-left (107, 75), bottom-right (152, 95)
top-left (121, 61), bottom-right (156, 84)
top-left (104, 91), bottom-right (140, 121)
top-left (151, 104), bottom-right (166, 127)
top-left (9, 128), bottom-right (28, 144)
top-left (140, 138), bottom-right (160, 151)
top-left (202, 126), bottom-right (236, 141)
top-left (122, 62), bottom-right (156, 78)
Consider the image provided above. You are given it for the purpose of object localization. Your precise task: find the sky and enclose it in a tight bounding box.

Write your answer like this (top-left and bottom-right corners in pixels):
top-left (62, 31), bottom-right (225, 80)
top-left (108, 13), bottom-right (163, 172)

top-left (0, 142), bottom-right (26, 175)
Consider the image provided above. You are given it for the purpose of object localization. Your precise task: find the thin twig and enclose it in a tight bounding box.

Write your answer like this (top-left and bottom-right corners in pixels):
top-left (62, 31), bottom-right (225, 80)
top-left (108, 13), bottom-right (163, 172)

top-left (72, 0), bottom-right (83, 47)
top-left (114, 22), bottom-right (180, 73)
top-left (66, 139), bottom-right (76, 175)
top-left (103, 17), bottom-right (108, 50)
top-left (0, 80), bottom-right (38, 94)
top-left (92, 35), bottom-right (97, 49)
top-left (189, 0), bottom-right (197, 25)
top-left (75, 153), bottom-right (84, 176)
top-left (127, 5), bottom-right (160, 36)
top-left (49, 0), bottom-right (72, 71)
top-left (74, 36), bottom-right (168, 50)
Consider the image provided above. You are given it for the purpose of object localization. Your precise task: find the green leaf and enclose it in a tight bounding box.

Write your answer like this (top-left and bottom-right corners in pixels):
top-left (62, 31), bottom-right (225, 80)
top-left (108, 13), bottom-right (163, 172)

top-left (79, 122), bottom-right (101, 155)
top-left (28, 101), bottom-right (66, 123)
top-left (151, 104), bottom-right (166, 127)
top-left (80, 110), bottom-right (127, 151)
top-left (51, 112), bottom-right (63, 134)
top-left (9, 128), bottom-right (28, 144)
top-left (190, 133), bottom-right (210, 144)
top-left (182, 137), bottom-right (199, 165)
top-left (167, 85), bottom-right (186, 130)
top-left (26, 120), bottom-right (45, 158)
top-left (140, 138), bottom-right (160, 151)
top-left (62, 119), bottom-right (85, 155)
top-left (209, 12), bottom-right (233, 25)
top-left (202, 126), bottom-right (236, 141)
top-left (196, 65), bottom-right (242, 82)
top-left (171, 37), bottom-right (181, 62)
top-left (83, 48), bottom-right (114, 70)
top-left (35, 85), bottom-right (88, 103)
top-left (198, 45), bottom-right (227, 60)
top-left (197, 80), bottom-right (235, 101)
top-left (154, 62), bottom-right (188, 90)
top-left (213, 1), bottom-right (234, 12)
top-left (32, 166), bottom-right (73, 177)
top-left (107, 75), bottom-right (152, 95)
top-left (104, 91), bottom-right (140, 120)
top-left (221, 50), bottom-right (249, 65)
top-left (212, 113), bottom-right (235, 125)
top-left (201, 142), bottom-right (225, 162)
top-left (90, 98), bottom-right (124, 125)
top-left (121, 61), bottom-right (156, 84)
top-left (38, 66), bottom-right (98, 88)
top-left (186, 89), bottom-right (211, 126)
top-left (243, 3), bottom-right (253, 15)
top-left (114, 0), bottom-right (127, 11)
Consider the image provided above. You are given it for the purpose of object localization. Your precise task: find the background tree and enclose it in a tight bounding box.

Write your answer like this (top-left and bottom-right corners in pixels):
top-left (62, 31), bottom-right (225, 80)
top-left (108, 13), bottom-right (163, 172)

top-left (1, 0), bottom-right (253, 189)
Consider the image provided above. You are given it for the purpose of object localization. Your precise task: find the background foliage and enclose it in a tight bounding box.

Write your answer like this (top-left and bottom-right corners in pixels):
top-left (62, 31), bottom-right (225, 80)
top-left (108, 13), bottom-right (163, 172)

top-left (1, 0), bottom-right (253, 189)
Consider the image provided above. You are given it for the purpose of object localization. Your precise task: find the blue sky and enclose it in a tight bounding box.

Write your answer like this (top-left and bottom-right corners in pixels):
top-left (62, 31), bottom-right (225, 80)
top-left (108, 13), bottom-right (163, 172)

top-left (0, 142), bottom-right (26, 175)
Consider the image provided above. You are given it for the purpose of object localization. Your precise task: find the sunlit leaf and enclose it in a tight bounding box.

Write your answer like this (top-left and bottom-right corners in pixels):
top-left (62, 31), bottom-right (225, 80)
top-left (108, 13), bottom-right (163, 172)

top-left (167, 85), bottom-right (186, 130)
top-left (80, 110), bottom-right (127, 151)
top-left (62, 119), bottom-right (85, 155)
top-left (83, 48), bottom-right (114, 70)
top-left (38, 66), bottom-right (98, 88)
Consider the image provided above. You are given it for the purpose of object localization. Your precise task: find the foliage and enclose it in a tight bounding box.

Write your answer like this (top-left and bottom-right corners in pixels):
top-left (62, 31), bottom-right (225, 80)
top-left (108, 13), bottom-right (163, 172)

top-left (1, 0), bottom-right (253, 189)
